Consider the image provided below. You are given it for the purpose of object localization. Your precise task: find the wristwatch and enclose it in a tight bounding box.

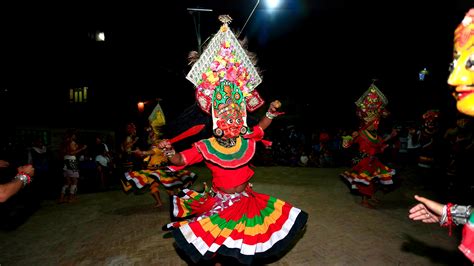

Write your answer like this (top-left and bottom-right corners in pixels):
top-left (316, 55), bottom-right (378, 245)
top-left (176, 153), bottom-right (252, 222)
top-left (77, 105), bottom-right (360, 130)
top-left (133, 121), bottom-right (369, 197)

top-left (15, 173), bottom-right (30, 187)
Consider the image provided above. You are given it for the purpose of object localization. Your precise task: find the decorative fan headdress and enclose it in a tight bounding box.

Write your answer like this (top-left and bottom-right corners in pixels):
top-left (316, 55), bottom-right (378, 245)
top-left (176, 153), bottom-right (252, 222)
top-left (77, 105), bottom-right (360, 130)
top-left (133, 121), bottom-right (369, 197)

top-left (186, 15), bottom-right (265, 134)
top-left (148, 101), bottom-right (166, 138)
top-left (355, 81), bottom-right (389, 124)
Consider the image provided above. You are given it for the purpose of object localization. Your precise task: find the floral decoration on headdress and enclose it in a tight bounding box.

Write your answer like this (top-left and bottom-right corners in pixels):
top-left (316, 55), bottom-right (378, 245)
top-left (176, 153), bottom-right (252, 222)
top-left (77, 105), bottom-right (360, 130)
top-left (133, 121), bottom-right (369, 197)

top-left (186, 15), bottom-right (265, 129)
top-left (355, 82), bottom-right (389, 124)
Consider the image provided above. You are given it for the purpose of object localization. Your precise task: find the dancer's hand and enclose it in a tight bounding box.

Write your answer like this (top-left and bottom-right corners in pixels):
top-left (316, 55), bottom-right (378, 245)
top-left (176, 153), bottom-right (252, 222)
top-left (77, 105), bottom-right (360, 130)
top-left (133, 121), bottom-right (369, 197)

top-left (18, 164), bottom-right (35, 177)
top-left (157, 139), bottom-right (173, 150)
top-left (267, 100), bottom-right (285, 117)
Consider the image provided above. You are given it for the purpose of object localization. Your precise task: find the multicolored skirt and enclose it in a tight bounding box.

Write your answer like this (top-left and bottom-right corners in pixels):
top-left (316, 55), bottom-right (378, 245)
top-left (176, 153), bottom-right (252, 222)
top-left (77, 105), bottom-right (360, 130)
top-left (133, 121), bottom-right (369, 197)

top-left (121, 168), bottom-right (197, 193)
top-left (341, 156), bottom-right (395, 186)
top-left (163, 184), bottom-right (308, 264)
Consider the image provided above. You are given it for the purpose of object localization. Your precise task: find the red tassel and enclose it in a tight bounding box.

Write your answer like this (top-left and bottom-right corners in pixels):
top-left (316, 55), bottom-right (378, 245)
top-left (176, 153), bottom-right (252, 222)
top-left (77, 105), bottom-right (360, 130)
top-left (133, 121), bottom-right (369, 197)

top-left (443, 203), bottom-right (454, 236)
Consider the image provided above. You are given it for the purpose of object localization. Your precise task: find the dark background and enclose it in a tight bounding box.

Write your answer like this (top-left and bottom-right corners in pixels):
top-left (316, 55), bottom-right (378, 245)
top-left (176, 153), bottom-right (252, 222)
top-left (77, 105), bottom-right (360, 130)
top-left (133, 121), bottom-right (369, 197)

top-left (1, 0), bottom-right (473, 133)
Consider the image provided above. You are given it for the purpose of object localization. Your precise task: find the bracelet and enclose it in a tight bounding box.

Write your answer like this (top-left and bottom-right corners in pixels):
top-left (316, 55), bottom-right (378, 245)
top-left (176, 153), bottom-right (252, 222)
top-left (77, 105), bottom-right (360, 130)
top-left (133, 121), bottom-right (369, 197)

top-left (439, 205), bottom-right (448, 225)
top-left (164, 149), bottom-right (176, 158)
top-left (265, 111), bottom-right (277, 120)
top-left (15, 172), bottom-right (31, 187)
top-left (451, 204), bottom-right (471, 225)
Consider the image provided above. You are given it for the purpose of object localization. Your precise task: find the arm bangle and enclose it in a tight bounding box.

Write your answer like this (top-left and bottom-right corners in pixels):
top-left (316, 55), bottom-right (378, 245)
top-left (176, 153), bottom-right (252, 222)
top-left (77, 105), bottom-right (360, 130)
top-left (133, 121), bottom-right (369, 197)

top-left (165, 149), bottom-right (176, 158)
top-left (15, 172), bottom-right (31, 187)
top-left (265, 112), bottom-right (277, 120)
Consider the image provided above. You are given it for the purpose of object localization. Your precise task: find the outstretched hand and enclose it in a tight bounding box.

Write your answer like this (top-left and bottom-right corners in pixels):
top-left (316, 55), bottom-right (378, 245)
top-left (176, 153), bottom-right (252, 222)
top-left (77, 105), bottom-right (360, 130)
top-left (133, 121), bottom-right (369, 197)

top-left (408, 195), bottom-right (444, 223)
top-left (157, 140), bottom-right (173, 150)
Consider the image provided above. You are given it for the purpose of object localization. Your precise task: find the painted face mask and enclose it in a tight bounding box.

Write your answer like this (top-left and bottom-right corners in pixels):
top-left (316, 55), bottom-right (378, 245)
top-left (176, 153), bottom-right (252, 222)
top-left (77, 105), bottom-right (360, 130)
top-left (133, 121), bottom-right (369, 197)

top-left (212, 81), bottom-right (247, 139)
top-left (126, 123), bottom-right (137, 135)
top-left (370, 118), bottom-right (380, 130)
top-left (448, 9), bottom-right (474, 117)
top-left (421, 110), bottom-right (440, 133)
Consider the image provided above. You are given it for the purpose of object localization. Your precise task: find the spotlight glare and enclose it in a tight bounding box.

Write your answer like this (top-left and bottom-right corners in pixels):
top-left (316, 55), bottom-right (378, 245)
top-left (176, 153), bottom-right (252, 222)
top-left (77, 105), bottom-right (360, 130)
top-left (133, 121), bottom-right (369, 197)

top-left (266, 0), bottom-right (280, 9)
top-left (97, 32), bottom-right (105, 41)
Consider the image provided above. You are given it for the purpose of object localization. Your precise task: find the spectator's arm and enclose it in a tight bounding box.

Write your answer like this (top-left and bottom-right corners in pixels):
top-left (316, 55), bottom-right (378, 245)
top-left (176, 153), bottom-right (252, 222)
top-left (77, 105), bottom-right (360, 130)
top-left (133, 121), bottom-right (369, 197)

top-left (0, 179), bottom-right (23, 202)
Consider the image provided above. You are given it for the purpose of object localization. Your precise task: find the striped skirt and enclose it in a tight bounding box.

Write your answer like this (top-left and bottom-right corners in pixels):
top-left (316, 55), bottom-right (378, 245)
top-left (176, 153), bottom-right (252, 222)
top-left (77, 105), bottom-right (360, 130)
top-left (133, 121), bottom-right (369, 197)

top-left (121, 168), bottom-right (197, 193)
top-left (164, 184), bottom-right (308, 264)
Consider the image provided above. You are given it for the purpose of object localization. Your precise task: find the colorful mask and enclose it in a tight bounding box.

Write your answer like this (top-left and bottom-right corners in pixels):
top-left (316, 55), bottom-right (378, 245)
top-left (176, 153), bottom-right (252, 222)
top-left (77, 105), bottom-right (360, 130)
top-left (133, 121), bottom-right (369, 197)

top-left (186, 16), bottom-right (265, 138)
top-left (126, 123), bottom-right (137, 135)
top-left (421, 109), bottom-right (440, 134)
top-left (448, 9), bottom-right (474, 117)
top-left (212, 81), bottom-right (247, 138)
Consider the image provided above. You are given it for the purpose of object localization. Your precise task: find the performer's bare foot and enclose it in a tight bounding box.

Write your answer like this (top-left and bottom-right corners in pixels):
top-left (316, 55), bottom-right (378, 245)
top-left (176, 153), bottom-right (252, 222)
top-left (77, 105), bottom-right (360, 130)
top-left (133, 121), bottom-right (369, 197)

top-left (58, 194), bottom-right (67, 204)
top-left (68, 195), bottom-right (78, 203)
top-left (361, 199), bottom-right (376, 209)
top-left (368, 197), bottom-right (380, 204)
top-left (153, 202), bottom-right (163, 208)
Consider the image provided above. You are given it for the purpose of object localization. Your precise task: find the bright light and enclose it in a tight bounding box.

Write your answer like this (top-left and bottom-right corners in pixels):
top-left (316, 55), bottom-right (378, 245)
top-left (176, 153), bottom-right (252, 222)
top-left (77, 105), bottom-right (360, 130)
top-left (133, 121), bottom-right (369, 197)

top-left (265, 0), bottom-right (280, 9)
top-left (97, 32), bottom-right (105, 41)
top-left (137, 102), bottom-right (145, 112)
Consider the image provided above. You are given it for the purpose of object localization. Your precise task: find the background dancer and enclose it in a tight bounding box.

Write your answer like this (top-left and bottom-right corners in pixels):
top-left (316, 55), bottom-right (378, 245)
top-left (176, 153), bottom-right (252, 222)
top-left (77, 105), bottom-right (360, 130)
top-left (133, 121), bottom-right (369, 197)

top-left (121, 102), bottom-right (197, 209)
top-left (341, 82), bottom-right (397, 208)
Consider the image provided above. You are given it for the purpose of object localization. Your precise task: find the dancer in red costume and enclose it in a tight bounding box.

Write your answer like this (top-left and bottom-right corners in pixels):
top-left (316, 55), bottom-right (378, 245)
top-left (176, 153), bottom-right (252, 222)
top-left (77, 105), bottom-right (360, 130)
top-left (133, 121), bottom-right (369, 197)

top-left (341, 82), bottom-right (397, 208)
top-left (408, 9), bottom-right (474, 263)
top-left (157, 15), bottom-right (308, 265)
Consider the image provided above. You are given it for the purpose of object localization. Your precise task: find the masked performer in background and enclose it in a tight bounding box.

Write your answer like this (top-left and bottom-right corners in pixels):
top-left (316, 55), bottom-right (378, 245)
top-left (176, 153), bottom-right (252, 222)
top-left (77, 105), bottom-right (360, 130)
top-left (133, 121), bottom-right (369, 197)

top-left (121, 102), bottom-right (197, 208)
top-left (417, 109), bottom-right (441, 170)
top-left (157, 15), bottom-right (308, 265)
top-left (341, 82), bottom-right (397, 208)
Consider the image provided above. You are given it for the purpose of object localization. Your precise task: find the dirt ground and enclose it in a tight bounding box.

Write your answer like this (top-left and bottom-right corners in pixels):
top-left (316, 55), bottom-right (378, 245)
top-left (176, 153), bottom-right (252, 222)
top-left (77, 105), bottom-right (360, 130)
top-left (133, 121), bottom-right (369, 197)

top-left (0, 166), bottom-right (470, 265)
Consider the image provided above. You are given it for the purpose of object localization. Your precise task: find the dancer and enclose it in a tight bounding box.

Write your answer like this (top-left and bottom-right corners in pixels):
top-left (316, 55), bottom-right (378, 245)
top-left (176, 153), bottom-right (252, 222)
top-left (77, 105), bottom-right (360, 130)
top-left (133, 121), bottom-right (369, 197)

top-left (408, 9), bottom-right (474, 263)
top-left (417, 109), bottom-right (441, 170)
top-left (340, 82), bottom-right (397, 208)
top-left (59, 129), bottom-right (87, 203)
top-left (121, 102), bottom-right (197, 208)
top-left (157, 16), bottom-right (308, 265)
top-left (120, 122), bottom-right (140, 172)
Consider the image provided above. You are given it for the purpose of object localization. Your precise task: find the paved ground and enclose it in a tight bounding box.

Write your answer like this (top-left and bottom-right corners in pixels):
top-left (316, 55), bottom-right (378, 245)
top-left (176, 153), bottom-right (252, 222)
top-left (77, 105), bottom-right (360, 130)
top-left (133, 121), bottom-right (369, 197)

top-left (0, 166), bottom-right (471, 265)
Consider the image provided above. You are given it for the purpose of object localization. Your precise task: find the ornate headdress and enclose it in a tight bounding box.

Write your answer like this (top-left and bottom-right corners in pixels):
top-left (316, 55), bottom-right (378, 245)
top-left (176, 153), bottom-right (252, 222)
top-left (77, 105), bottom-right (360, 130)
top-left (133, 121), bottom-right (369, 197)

top-left (186, 15), bottom-right (265, 136)
top-left (355, 81), bottom-right (388, 125)
top-left (453, 9), bottom-right (474, 52)
top-left (148, 101), bottom-right (166, 139)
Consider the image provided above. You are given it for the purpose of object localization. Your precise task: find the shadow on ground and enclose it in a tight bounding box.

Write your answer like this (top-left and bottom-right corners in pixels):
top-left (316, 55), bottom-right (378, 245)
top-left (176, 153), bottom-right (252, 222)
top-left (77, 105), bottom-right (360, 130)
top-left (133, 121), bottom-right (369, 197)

top-left (401, 233), bottom-right (471, 265)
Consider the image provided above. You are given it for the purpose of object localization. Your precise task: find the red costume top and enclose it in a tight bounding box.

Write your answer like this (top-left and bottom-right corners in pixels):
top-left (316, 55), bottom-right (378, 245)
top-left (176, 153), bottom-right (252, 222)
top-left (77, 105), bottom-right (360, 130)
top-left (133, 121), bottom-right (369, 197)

top-left (169, 126), bottom-right (264, 189)
top-left (355, 129), bottom-right (385, 156)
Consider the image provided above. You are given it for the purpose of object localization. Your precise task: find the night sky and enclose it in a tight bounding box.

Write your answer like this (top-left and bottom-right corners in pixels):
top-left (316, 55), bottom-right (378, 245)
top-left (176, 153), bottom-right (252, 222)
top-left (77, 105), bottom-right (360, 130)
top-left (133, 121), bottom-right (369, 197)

top-left (1, 0), bottom-right (473, 133)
